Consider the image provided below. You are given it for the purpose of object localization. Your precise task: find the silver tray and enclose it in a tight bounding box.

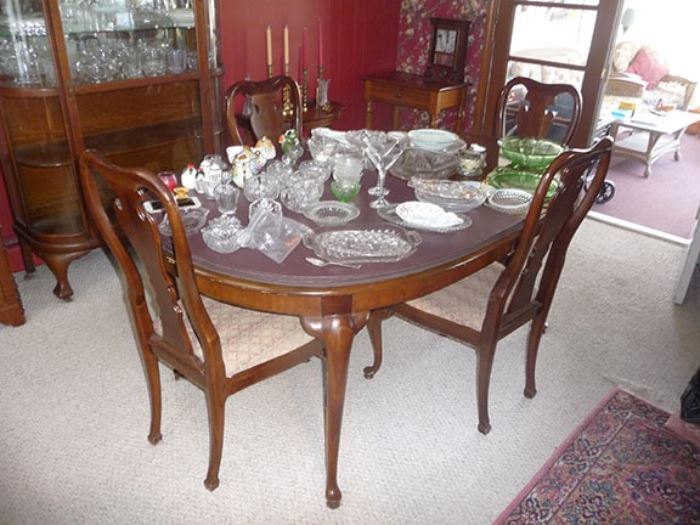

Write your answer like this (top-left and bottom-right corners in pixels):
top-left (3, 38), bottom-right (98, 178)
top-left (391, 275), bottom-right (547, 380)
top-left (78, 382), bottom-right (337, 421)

top-left (303, 224), bottom-right (422, 264)
top-left (303, 201), bottom-right (360, 226)
top-left (377, 205), bottom-right (472, 233)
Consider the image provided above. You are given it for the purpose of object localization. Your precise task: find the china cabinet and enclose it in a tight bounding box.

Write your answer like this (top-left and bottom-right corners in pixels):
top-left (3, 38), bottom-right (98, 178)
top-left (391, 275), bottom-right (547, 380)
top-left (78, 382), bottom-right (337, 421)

top-left (0, 0), bottom-right (223, 299)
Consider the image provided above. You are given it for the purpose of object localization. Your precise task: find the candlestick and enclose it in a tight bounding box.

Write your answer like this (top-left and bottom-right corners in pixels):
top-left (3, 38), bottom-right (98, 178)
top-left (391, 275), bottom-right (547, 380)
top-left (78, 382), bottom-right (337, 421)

top-left (302, 67), bottom-right (308, 112)
top-left (317, 18), bottom-right (323, 69)
top-left (266, 26), bottom-right (272, 67)
top-left (283, 24), bottom-right (289, 66)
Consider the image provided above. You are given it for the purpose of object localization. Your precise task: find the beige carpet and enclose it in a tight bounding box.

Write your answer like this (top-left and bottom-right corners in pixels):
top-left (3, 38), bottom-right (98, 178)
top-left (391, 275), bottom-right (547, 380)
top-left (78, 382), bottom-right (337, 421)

top-left (1, 219), bottom-right (698, 524)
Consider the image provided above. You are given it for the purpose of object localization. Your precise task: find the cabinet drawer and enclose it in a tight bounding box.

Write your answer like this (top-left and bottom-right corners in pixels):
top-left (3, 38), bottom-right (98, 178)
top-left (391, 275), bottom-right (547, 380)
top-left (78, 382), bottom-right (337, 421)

top-left (368, 82), bottom-right (430, 108)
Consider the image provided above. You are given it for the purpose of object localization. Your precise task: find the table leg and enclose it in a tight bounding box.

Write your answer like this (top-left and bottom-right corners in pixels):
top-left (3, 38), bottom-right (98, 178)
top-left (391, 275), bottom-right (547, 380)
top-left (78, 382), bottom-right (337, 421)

top-left (302, 313), bottom-right (368, 508)
top-left (643, 131), bottom-right (662, 178)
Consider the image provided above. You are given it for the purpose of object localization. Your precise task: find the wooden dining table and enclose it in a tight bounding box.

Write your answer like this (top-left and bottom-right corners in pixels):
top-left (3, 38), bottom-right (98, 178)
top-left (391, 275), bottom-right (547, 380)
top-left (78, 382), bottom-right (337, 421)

top-left (183, 161), bottom-right (523, 508)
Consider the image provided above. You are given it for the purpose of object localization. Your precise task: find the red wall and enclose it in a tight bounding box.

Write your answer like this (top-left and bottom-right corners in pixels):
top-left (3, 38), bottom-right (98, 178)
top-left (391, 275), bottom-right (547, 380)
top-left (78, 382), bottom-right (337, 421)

top-left (219, 0), bottom-right (402, 131)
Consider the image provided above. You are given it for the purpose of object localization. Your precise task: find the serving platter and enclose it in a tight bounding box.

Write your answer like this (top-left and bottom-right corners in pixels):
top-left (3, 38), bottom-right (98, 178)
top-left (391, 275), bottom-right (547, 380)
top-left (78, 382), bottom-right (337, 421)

top-left (303, 224), bottom-right (422, 264)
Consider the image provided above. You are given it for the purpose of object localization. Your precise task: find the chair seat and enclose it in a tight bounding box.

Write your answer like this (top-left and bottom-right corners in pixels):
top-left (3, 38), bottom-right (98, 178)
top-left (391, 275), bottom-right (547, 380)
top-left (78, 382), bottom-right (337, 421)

top-left (406, 263), bottom-right (503, 329)
top-left (158, 297), bottom-right (314, 377)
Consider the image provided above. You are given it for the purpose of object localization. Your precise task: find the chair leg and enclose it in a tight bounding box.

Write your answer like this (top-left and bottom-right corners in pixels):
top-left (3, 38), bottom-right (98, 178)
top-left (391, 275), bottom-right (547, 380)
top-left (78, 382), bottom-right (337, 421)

top-left (204, 392), bottom-right (225, 491)
top-left (476, 343), bottom-right (497, 435)
top-left (525, 313), bottom-right (547, 399)
top-left (144, 349), bottom-right (162, 445)
top-left (363, 310), bottom-right (388, 379)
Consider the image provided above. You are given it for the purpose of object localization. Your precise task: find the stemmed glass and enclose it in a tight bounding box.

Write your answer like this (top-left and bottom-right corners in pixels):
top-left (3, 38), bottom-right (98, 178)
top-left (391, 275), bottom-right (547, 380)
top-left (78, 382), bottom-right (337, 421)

top-left (361, 131), bottom-right (407, 209)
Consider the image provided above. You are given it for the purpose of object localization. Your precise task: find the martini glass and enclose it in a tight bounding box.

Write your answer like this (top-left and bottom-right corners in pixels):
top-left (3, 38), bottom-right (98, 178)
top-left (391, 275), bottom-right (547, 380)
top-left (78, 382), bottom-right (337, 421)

top-left (362, 131), bottom-right (407, 209)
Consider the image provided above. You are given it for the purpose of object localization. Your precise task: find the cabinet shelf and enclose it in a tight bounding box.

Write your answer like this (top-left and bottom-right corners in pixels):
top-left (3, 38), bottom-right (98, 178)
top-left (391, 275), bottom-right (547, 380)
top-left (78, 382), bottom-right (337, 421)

top-left (15, 117), bottom-right (205, 168)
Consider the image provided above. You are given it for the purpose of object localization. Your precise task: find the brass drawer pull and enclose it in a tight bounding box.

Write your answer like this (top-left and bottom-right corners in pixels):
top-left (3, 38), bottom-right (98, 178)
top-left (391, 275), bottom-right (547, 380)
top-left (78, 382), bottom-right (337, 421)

top-left (395, 90), bottom-right (403, 98)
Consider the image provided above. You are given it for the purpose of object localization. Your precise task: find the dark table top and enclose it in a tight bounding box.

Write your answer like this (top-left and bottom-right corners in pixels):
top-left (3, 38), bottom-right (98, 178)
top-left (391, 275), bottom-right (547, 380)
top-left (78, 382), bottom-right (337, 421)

top-left (187, 172), bottom-right (522, 290)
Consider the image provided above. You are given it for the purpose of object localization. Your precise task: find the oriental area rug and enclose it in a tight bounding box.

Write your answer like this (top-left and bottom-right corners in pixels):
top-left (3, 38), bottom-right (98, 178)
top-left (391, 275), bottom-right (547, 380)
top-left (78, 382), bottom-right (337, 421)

top-left (494, 388), bottom-right (700, 524)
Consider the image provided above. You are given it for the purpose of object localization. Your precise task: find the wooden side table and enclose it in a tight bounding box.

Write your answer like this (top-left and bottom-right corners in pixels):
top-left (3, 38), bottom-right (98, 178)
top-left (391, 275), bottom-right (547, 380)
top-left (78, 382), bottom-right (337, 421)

top-left (0, 227), bottom-right (25, 326)
top-left (235, 100), bottom-right (344, 141)
top-left (363, 71), bottom-right (468, 131)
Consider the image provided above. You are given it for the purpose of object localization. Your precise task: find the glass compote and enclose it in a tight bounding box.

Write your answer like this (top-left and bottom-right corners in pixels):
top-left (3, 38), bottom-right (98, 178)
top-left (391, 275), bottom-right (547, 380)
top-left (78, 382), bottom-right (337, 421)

top-left (360, 131), bottom-right (407, 209)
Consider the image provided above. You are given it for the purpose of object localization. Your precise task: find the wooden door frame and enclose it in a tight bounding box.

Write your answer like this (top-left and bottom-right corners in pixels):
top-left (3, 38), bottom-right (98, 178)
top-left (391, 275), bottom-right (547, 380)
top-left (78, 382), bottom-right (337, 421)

top-left (474, 0), bottom-right (622, 147)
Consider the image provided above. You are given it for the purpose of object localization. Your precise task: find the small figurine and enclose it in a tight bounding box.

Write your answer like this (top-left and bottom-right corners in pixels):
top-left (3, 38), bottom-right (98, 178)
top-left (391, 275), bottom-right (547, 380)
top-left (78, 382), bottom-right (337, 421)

top-left (254, 136), bottom-right (277, 160)
top-left (278, 129), bottom-right (301, 154)
top-left (180, 163), bottom-right (198, 190)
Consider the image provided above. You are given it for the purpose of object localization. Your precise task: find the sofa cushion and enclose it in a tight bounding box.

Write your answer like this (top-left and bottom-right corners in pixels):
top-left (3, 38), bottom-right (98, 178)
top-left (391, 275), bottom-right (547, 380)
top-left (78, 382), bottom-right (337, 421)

top-left (626, 48), bottom-right (668, 89)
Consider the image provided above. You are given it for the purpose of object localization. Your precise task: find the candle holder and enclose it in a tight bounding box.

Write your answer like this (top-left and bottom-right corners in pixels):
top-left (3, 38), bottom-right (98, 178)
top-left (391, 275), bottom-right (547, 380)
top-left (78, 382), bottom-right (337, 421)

top-left (282, 64), bottom-right (293, 118)
top-left (302, 67), bottom-right (308, 112)
top-left (267, 64), bottom-right (273, 79)
top-left (316, 66), bottom-right (331, 112)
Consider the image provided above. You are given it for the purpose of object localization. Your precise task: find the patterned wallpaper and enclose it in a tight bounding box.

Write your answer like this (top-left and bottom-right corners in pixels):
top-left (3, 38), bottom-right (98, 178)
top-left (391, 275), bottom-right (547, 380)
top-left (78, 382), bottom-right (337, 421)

top-left (396, 0), bottom-right (489, 132)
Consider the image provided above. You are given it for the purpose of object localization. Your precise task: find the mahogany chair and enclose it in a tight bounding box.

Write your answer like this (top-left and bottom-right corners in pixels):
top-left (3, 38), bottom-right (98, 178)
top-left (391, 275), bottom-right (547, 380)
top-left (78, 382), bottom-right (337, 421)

top-left (225, 75), bottom-right (302, 145)
top-left (364, 137), bottom-right (613, 434)
top-left (78, 150), bottom-right (323, 491)
top-left (496, 76), bottom-right (582, 145)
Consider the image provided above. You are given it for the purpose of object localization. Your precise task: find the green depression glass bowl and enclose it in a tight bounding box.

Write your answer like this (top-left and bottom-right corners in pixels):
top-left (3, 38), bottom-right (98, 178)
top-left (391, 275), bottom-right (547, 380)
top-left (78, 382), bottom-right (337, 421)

top-left (498, 137), bottom-right (564, 170)
top-left (330, 180), bottom-right (361, 202)
top-left (486, 166), bottom-right (559, 198)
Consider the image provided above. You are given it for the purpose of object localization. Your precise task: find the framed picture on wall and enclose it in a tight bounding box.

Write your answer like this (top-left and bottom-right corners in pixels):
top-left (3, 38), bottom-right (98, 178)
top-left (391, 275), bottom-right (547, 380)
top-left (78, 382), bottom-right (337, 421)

top-left (425, 17), bottom-right (470, 83)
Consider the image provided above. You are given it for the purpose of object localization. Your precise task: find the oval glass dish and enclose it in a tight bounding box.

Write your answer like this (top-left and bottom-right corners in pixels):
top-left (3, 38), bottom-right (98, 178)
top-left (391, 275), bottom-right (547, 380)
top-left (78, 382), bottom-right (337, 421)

top-left (158, 207), bottom-right (209, 236)
top-left (303, 201), bottom-right (360, 226)
top-left (408, 179), bottom-right (489, 212)
top-left (303, 224), bottom-right (422, 264)
top-left (378, 203), bottom-right (472, 233)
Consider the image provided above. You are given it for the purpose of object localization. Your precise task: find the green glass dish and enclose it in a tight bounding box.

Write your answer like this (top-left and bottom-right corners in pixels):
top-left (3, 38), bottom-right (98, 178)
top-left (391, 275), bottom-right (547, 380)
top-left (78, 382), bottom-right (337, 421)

top-left (486, 167), bottom-right (559, 198)
top-left (330, 180), bottom-right (361, 202)
top-left (499, 137), bottom-right (564, 170)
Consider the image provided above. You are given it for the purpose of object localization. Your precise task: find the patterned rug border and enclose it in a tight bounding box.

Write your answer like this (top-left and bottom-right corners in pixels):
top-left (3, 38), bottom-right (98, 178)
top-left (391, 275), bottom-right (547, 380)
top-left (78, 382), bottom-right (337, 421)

top-left (492, 387), bottom-right (675, 525)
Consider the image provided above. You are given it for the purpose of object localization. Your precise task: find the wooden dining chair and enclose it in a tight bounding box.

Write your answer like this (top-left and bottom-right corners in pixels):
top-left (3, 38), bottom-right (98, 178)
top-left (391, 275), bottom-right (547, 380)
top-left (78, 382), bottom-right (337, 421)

top-left (78, 149), bottom-right (323, 491)
top-left (496, 76), bottom-right (582, 145)
top-left (364, 137), bottom-right (613, 434)
top-left (225, 75), bottom-right (302, 145)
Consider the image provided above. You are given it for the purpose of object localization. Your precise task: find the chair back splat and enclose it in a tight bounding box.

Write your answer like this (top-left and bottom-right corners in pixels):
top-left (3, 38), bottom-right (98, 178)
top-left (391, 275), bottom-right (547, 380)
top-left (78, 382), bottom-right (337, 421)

top-left (487, 137), bottom-right (614, 339)
top-left (496, 76), bottom-right (582, 145)
top-left (79, 150), bottom-right (218, 383)
top-left (225, 75), bottom-right (302, 145)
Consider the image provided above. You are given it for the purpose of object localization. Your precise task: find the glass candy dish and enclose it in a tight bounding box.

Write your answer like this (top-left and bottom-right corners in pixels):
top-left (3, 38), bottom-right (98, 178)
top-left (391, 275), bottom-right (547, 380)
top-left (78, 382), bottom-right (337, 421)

top-left (201, 215), bottom-right (244, 253)
top-left (486, 189), bottom-right (533, 215)
top-left (408, 179), bottom-right (488, 212)
top-left (303, 224), bottom-right (422, 264)
top-left (498, 137), bottom-right (563, 170)
top-left (303, 201), bottom-right (360, 226)
top-left (390, 147), bottom-right (460, 180)
top-left (158, 207), bottom-right (209, 236)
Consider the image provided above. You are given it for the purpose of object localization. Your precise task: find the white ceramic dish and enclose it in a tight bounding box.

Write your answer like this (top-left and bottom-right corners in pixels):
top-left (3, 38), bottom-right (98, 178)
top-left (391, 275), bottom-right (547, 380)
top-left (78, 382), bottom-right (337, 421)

top-left (408, 129), bottom-right (459, 152)
top-left (395, 201), bottom-right (463, 229)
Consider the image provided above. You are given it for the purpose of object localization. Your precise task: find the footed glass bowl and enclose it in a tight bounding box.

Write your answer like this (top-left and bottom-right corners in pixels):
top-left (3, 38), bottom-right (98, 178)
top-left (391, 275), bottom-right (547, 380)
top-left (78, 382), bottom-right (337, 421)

top-left (499, 137), bottom-right (564, 170)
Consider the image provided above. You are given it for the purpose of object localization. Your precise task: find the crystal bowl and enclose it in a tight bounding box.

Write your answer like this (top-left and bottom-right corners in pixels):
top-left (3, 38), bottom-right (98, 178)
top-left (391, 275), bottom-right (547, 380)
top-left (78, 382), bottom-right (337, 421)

top-left (498, 137), bottom-right (564, 170)
top-left (390, 147), bottom-right (459, 180)
top-left (408, 129), bottom-right (459, 152)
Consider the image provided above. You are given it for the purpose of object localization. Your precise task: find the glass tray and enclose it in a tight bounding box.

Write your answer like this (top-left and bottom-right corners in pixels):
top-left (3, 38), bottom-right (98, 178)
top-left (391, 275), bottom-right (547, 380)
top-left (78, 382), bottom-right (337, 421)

top-left (303, 201), bottom-right (360, 226)
top-left (303, 224), bottom-right (422, 264)
top-left (377, 204), bottom-right (472, 233)
top-left (409, 179), bottom-right (489, 212)
top-left (158, 207), bottom-right (209, 236)
top-left (389, 147), bottom-right (459, 180)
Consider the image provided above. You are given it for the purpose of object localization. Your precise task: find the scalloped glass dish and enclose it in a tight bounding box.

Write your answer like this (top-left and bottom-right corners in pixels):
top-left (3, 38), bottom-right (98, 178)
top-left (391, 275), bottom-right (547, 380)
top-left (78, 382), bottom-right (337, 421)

top-left (158, 207), bottom-right (209, 236)
top-left (201, 215), bottom-right (244, 253)
top-left (486, 189), bottom-right (533, 215)
top-left (389, 147), bottom-right (460, 180)
top-left (303, 225), bottom-right (422, 264)
top-left (378, 203), bottom-right (472, 233)
top-left (486, 166), bottom-right (559, 198)
top-left (303, 201), bottom-right (360, 226)
top-left (408, 179), bottom-right (488, 212)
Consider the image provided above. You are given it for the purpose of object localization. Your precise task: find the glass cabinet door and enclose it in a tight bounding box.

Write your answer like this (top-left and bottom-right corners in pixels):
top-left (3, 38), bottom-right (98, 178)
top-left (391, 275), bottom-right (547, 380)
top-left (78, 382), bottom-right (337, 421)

top-left (0, 0), bottom-right (56, 87)
top-left (58, 0), bottom-right (199, 85)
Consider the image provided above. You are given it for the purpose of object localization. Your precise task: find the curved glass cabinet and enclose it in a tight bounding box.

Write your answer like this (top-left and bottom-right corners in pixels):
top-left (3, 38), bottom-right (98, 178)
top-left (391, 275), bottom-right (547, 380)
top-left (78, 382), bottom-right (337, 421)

top-left (0, 0), bottom-right (222, 298)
